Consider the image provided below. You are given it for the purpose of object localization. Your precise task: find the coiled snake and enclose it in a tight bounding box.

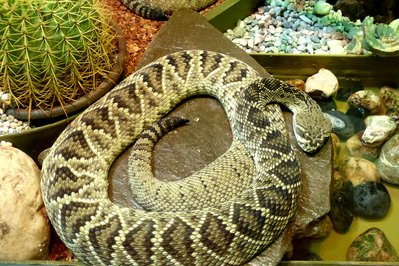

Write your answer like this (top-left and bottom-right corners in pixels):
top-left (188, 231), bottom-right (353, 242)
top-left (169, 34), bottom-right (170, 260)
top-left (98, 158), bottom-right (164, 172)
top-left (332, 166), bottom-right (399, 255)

top-left (41, 50), bottom-right (331, 265)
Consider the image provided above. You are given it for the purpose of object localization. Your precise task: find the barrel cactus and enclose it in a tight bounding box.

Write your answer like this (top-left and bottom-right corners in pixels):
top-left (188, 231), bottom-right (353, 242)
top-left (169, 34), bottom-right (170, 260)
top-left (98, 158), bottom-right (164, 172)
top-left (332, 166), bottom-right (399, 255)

top-left (0, 0), bottom-right (118, 113)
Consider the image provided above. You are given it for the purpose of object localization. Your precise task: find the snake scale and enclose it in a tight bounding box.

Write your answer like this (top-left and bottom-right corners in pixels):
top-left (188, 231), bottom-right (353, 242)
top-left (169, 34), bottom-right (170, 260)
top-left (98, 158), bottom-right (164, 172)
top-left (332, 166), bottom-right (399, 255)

top-left (41, 50), bottom-right (331, 265)
top-left (119, 0), bottom-right (218, 19)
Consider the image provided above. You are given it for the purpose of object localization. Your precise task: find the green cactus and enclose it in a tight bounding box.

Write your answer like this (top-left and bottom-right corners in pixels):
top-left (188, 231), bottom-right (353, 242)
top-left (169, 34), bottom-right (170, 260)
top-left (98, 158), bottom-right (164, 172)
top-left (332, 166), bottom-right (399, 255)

top-left (0, 0), bottom-right (118, 113)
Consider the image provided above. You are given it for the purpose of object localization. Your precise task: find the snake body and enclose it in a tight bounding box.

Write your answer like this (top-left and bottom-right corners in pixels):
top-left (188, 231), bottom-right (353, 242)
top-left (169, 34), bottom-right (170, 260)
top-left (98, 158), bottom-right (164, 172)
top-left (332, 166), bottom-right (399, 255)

top-left (41, 50), bottom-right (330, 265)
top-left (120, 0), bottom-right (218, 19)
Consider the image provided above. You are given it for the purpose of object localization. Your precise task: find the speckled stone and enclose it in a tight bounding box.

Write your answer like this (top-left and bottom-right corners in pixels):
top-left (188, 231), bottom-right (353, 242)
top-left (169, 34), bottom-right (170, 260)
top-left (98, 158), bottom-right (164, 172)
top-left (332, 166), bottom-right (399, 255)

top-left (347, 228), bottom-right (398, 261)
top-left (347, 90), bottom-right (384, 115)
top-left (377, 134), bottom-right (399, 185)
top-left (362, 115), bottom-right (397, 147)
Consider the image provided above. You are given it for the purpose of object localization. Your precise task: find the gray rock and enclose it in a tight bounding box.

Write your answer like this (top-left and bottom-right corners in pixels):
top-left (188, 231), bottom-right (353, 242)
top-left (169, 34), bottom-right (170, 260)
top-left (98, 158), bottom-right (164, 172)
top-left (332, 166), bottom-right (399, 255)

top-left (377, 134), bottom-right (399, 185)
top-left (362, 115), bottom-right (397, 147)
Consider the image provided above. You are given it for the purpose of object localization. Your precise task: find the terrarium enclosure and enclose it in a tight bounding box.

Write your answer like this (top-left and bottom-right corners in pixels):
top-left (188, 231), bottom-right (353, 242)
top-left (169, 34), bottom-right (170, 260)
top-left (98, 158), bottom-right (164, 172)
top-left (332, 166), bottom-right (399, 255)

top-left (1, 0), bottom-right (399, 265)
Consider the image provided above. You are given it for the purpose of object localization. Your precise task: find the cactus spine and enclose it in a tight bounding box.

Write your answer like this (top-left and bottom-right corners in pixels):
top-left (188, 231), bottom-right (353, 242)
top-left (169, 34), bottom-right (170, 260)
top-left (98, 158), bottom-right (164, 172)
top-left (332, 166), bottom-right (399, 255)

top-left (0, 0), bottom-right (118, 113)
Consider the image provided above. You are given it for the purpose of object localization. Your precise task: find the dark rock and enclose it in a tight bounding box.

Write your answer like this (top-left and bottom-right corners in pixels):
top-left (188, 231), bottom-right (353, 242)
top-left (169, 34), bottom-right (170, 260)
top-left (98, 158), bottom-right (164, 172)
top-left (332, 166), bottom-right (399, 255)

top-left (352, 181), bottom-right (391, 219)
top-left (347, 227), bottom-right (399, 261)
top-left (288, 249), bottom-right (323, 261)
top-left (334, 0), bottom-right (398, 23)
top-left (316, 98), bottom-right (337, 112)
top-left (325, 110), bottom-right (355, 141)
top-left (346, 107), bottom-right (366, 133)
top-left (329, 181), bottom-right (354, 233)
top-left (335, 85), bottom-right (363, 101)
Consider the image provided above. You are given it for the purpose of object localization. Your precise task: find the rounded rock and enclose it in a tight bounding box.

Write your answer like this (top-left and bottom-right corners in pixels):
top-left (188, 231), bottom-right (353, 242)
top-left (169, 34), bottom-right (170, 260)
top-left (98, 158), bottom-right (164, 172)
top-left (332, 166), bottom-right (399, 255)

top-left (325, 110), bottom-right (354, 141)
top-left (347, 228), bottom-right (398, 261)
top-left (0, 146), bottom-right (50, 260)
top-left (362, 115), bottom-right (397, 147)
top-left (305, 68), bottom-right (339, 98)
top-left (376, 134), bottom-right (399, 185)
top-left (313, 0), bottom-right (333, 16)
top-left (352, 182), bottom-right (390, 219)
top-left (330, 181), bottom-right (354, 233)
top-left (348, 90), bottom-right (384, 115)
top-left (346, 107), bottom-right (366, 133)
top-left (343, 157), bottom-right (380, 186)
top-left (346, 134), bottom-right (381, 161)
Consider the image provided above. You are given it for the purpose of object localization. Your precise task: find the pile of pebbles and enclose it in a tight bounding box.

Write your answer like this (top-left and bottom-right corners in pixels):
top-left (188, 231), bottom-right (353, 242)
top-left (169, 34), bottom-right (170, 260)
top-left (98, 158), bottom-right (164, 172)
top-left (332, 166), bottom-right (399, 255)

top-left (224, 1), bottom-right (361, 55)
top-left (0, 108), bottom-right (30, 135)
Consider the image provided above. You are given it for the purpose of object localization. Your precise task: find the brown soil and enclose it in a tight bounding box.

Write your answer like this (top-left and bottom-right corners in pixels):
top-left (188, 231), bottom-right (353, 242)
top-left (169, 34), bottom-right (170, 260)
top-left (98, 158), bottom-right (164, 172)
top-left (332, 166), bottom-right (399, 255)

top-left (100, 0), bottom-right (225, 75)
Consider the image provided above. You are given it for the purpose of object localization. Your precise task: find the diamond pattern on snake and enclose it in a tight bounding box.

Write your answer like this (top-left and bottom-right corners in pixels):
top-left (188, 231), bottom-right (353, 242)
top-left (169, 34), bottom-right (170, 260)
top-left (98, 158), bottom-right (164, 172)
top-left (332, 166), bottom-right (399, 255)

top-left (119, 0), bottom-right (218, 19)
top-left (40, 50), bottom-right (331, 265)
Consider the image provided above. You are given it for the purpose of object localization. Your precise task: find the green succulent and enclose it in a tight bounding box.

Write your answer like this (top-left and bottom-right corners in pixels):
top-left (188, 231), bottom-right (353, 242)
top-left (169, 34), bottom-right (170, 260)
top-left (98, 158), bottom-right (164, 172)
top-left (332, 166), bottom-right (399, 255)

top-left (0, 0), bottom-right (118, 113)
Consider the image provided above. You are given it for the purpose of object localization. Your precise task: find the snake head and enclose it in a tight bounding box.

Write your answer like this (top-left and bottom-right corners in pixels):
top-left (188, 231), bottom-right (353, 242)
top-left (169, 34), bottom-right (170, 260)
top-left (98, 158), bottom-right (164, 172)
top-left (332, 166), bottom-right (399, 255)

top-left (293, 111), bottom-right (331, 153)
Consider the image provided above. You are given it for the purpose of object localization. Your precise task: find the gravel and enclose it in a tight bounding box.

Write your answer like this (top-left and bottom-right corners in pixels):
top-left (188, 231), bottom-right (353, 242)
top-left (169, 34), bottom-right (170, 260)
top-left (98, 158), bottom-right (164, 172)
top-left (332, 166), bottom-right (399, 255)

top-left (224, 1), bottom-right (364, 55)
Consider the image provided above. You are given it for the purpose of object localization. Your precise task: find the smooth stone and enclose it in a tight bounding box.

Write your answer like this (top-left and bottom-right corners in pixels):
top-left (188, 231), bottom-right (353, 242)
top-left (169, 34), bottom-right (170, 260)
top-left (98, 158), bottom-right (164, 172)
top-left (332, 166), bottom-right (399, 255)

top-left (347, 90), bottom-right (384, 115)
top-left (313, 0), bottom-right (332, 16)
top-left (377, 134), bottom-right (399, 185)
top-left (305, 68), bottom-right (339, 98)
top-left (0, 146), bottom-right (50, 260)
top-left (346, 107), bottom-right (366, 133)
top-left (346, 134), bottom-right (381, 160)
top-left (347, 228), bottom-right (399, 261)
top-left (362, 115), bottom-right (397, 147)
top-left (330, 180), bottom-right (354, 233)
top-left (285, 79), bottom-right (305, 91)
top-left (343, 157), bottom-right (380, 186)
top-left (352, 182), bottom-right (390, 219)
top-left (316, 98), bottom-right (337, 112)
top-left (325, 110), bottom-right (354, 141)
top-left (329, 45), bottom-right (347, 54)
top-left (300, 215), bottom-right (333, 239)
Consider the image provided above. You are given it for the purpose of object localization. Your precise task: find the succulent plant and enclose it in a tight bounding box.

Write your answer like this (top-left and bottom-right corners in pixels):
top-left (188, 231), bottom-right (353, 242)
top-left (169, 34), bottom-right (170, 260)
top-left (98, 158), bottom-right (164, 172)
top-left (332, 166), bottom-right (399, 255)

top-left (0, 0), bottom-right (118, 114)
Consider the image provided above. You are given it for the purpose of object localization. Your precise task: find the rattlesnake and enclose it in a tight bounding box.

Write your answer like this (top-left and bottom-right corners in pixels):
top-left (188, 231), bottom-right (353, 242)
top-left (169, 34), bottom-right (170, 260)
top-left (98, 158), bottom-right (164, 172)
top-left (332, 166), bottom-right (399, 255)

top-left (119, 0), bottom-right (217, 19)
top-left (41, 50), bottom-right (331, 265)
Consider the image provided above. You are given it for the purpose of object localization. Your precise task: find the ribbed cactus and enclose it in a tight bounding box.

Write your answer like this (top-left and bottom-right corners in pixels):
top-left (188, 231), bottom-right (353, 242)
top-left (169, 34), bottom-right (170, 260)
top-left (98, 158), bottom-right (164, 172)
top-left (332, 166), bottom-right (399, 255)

top-left (0, 0), bottom-right (118, 112)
